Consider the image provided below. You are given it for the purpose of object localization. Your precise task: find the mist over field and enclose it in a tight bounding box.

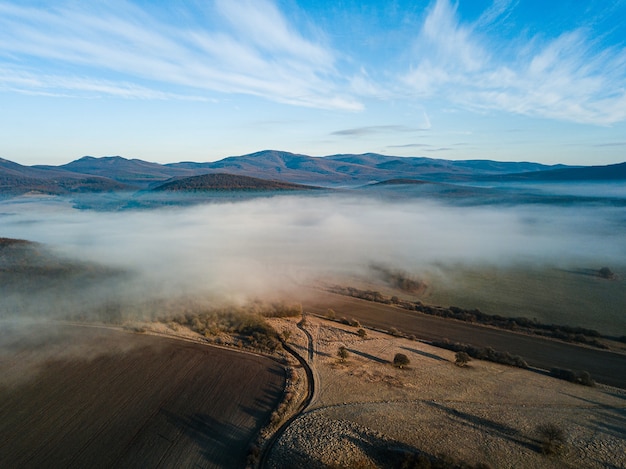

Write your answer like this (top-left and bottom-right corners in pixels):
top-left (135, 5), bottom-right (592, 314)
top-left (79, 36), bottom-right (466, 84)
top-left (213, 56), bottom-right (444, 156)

top-left (1, 188), bottom-right (625, 333)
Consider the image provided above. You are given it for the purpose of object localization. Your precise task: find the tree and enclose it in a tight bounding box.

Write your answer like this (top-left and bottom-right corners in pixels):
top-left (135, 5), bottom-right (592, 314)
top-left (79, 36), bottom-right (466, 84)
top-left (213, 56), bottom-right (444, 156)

top-left (599, 267), bottom-right (615, 279)
top-left (357, 328), bottom-right (367, 338)
top-left (338, 346), bottom-right (349, 362)
top-left (393, 353), bottom-right (410, 368)
top-left (455, 351), bottom-right (471, 367)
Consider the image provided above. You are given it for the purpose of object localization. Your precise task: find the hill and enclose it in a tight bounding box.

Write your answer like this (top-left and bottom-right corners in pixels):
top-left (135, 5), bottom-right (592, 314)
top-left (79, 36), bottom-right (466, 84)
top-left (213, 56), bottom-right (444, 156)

top-left (169, 150), bottom-right (565, 185)
top-left (2, 152), bottom-right (624, 195)
top-left (51, 156), bottom-right (196, 187)
top-left (0, 157), bottom-right (131, 195)
top-left (491, 161), bottom-right (626, 181)
top-left (151, 173), bottom-right (320, 192)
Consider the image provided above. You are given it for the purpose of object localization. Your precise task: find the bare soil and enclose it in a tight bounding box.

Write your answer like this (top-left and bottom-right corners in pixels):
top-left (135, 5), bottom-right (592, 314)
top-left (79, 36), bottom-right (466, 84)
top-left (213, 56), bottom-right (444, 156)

top-left (267, 316), bottom-right (626, 469)
top-left (0, 324), bottom-right (285, 469)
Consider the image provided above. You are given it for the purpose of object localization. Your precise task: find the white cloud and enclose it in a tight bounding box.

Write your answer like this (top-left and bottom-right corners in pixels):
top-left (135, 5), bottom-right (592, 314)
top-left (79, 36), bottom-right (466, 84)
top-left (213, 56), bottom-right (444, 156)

top-left (0, 1), bottom-right (360, 110)
top-left (402, 0), bottom-right (626, 125)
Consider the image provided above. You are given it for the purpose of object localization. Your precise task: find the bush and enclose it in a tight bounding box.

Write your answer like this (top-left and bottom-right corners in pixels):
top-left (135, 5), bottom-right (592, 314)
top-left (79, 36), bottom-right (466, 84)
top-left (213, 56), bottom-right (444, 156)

top-left (338, 346), bottom-right (349, 362)
top-left (550, 367), bottom-right (595, 386)
top-left (536, 423), bottom-right (566, 455)
top-left (393, 353), bottom-right (410, 368)
top-left (598, 266), bottom-right (615, 279)
top-left (455, 351), bottom-right (471, 367)
top-left (357, 328), bottom-right (367, 338)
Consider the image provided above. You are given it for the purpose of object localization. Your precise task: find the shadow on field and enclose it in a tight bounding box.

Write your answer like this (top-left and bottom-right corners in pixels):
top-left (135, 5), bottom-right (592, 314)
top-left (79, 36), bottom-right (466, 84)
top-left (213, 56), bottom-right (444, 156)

top-left (561, 392), bottom-right (626, 439)
top-left (347, 348), bottom-right (389, 364)
top-left (162, 410), bottom-right (248, 467)
top-left (401, 346), bottom-right (448, 362)
top-left (555, 267), bottom-right (600, 278)
top-left (426, 401), bottom-right (540, 453)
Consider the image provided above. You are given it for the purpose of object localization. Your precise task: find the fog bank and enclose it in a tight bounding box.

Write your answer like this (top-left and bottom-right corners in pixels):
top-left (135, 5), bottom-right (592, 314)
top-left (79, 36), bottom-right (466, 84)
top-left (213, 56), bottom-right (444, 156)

top-left (1, 193), bottom-right (625, 326)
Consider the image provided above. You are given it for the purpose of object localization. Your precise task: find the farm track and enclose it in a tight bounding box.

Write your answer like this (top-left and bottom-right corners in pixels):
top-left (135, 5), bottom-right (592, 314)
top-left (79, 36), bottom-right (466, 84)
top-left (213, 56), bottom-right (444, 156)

top-left (0, 325), bottom-right (285, 469)
top-left (302, 290), bottom-right (626, 389)
top-left (258, 320), bottom-right (316, 469)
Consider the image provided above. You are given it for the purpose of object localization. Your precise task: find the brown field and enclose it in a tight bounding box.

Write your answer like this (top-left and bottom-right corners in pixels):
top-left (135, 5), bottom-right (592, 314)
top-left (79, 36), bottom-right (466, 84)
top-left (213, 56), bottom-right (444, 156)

top-left (301, 289), bottom-right (626, 388)
top-left (267, 316), bottom-right (626, 469)
top-left (0, 324), bottom-right (285, 469)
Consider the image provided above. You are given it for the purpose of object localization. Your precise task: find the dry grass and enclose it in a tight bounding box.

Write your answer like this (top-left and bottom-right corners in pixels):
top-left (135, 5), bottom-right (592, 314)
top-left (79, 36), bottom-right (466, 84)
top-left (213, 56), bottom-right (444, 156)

top-left (267, 316), bottom-right (626, 469)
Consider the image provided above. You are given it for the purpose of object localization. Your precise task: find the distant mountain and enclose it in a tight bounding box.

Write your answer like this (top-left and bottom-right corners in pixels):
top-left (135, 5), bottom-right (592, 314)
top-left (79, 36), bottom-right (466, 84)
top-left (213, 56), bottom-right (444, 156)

top-left (169, 150), bottom-right (567, 184)
top-left (47, 156), bottom-right (196, 187)
top-left (151, 173), bottom-right (320, 192)
top-left (490, 162), bottom-right (626, 181)
top-left (1, 151), bottom-right (624, 197)
top-left (0, 157), bottom-right (130, 195)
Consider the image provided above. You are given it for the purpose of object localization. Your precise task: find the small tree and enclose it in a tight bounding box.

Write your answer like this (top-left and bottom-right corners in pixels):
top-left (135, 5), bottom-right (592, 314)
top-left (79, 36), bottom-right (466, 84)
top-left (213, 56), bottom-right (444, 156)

top-left (338, 346), bottom-right (349, 362)
top-left (599, 267), bottom-right (615, 279)
top-left (536, 423), bottom-right (566, 456)
top-left (393, 353), bottom-right (410, 369)
top-left (455, 351), bottom-right (471, 367)
top-left (357, 328), bottom-right (367, 338)
top-left (326, 309), bottom-right (336, 319)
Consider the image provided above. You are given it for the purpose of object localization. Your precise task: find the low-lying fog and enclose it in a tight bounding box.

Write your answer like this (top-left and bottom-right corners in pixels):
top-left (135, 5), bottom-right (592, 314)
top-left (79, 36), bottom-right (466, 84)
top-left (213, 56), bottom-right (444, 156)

top-left (1, 190), bottom-right (625, 333)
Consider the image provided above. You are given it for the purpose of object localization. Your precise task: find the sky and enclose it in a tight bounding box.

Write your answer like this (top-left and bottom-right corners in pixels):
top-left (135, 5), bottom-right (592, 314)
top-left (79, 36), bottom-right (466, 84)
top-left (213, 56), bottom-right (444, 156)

top-left (1, 0), bottom-right (625, 166)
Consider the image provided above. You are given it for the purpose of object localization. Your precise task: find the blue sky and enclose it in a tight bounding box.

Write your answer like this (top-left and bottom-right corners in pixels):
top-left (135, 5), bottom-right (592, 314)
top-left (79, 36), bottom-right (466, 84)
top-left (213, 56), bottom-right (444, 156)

top-left (1, 0), bottom-right (625, 165)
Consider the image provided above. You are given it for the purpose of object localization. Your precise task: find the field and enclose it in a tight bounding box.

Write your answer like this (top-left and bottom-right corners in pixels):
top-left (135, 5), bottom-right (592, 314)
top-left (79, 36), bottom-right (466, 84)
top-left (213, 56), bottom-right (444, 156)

top-left (419, 263), bottom-right (626, 336)
top-left (0, 324), bottom-right (285, 469)
top-left (267, 316), bottom-right (626, 469)
top-left (301, 289), bottom-right (626, 388)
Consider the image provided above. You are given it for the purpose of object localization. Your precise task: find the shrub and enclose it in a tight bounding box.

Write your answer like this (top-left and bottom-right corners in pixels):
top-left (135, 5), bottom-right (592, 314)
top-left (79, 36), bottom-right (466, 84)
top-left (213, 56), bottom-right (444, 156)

top-left (536, 423), bottom-right (566, 455)
top-left (338, 346), bottom-right (349, 362)
top-left (598, 266), bottom-right (615, 279)
top-left (393, 353), bottom-right (410, 368)
top-left (357, 328), bottom-right (367, 338)
top-left (550, 367), bottom-right (595, 386)
top-left (455, 351), bottom-right (471, 367)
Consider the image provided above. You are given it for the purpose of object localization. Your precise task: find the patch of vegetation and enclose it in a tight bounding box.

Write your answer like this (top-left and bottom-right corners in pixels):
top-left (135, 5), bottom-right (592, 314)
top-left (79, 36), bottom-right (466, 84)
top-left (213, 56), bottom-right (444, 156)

top-left (171, 309), bottom-right (281, 353)
top-left (329, 285), bottom-right (608, 348)
top-left (338, 346), bottom-right (349, 362)
top-left (393, 353), bottom-right (410, 369)
top-left (432, 339), bottom-right (528, 369)
top-left (152, 172), bottom-right (319, 192)
top-left (536, 423), bottom-right (567, 456)
top-left (369, 263), bottom-right (426, 293)
top-left (454, 351), bottom-right (471, 367)
top-left (598, 266), bottom-right (616, 279)
top-left (357, 328), bottom-right (367, 338)
top-left (549, 367), bottom-right (595, 386)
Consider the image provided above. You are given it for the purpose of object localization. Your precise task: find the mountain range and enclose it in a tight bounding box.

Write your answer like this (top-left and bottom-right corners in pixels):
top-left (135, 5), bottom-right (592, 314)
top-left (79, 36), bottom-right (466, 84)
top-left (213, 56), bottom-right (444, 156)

top-left (1, 150), bottom-right (624, 196)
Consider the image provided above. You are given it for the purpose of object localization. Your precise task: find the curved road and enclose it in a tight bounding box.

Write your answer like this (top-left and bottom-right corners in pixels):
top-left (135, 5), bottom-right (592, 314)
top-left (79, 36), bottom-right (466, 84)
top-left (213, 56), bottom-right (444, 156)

top-left (259, 320), bottom-right (315, 469)
top-left (303, 291), bottom-right (626, 389)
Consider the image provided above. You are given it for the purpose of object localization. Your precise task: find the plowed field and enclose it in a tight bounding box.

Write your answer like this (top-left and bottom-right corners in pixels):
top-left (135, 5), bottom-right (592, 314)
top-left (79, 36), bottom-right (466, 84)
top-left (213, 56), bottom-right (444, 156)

top-left (0, 325), bottom-right (285, 469)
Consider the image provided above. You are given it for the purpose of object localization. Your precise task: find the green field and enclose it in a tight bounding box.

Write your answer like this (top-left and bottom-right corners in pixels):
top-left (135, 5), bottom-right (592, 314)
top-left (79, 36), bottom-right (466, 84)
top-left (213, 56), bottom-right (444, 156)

top-left (417, 263), bottom-right (626, 336)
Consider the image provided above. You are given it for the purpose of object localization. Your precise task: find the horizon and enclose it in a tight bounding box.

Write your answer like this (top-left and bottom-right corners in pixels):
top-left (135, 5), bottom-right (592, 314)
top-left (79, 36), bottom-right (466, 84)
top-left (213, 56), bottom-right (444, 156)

top-left (3, 149), bottom-right (625, 169)
top-left (1, 1), bottom-right (626, 166)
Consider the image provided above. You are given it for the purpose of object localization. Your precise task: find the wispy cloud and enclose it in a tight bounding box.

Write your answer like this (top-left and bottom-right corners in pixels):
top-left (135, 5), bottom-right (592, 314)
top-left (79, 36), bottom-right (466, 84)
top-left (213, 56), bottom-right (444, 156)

top-left (387, 143), bottom-right (431, 148)
top-left (332, 112), bottom-right (431, 137)
top-left (593, 142), bottom-right (626, 148)
top-left (0, 1), bottom-right (360, 110)
top-left (331, 125), bottom-right (425, 137)
top-left (402, 0), bottom-right (626, 125)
